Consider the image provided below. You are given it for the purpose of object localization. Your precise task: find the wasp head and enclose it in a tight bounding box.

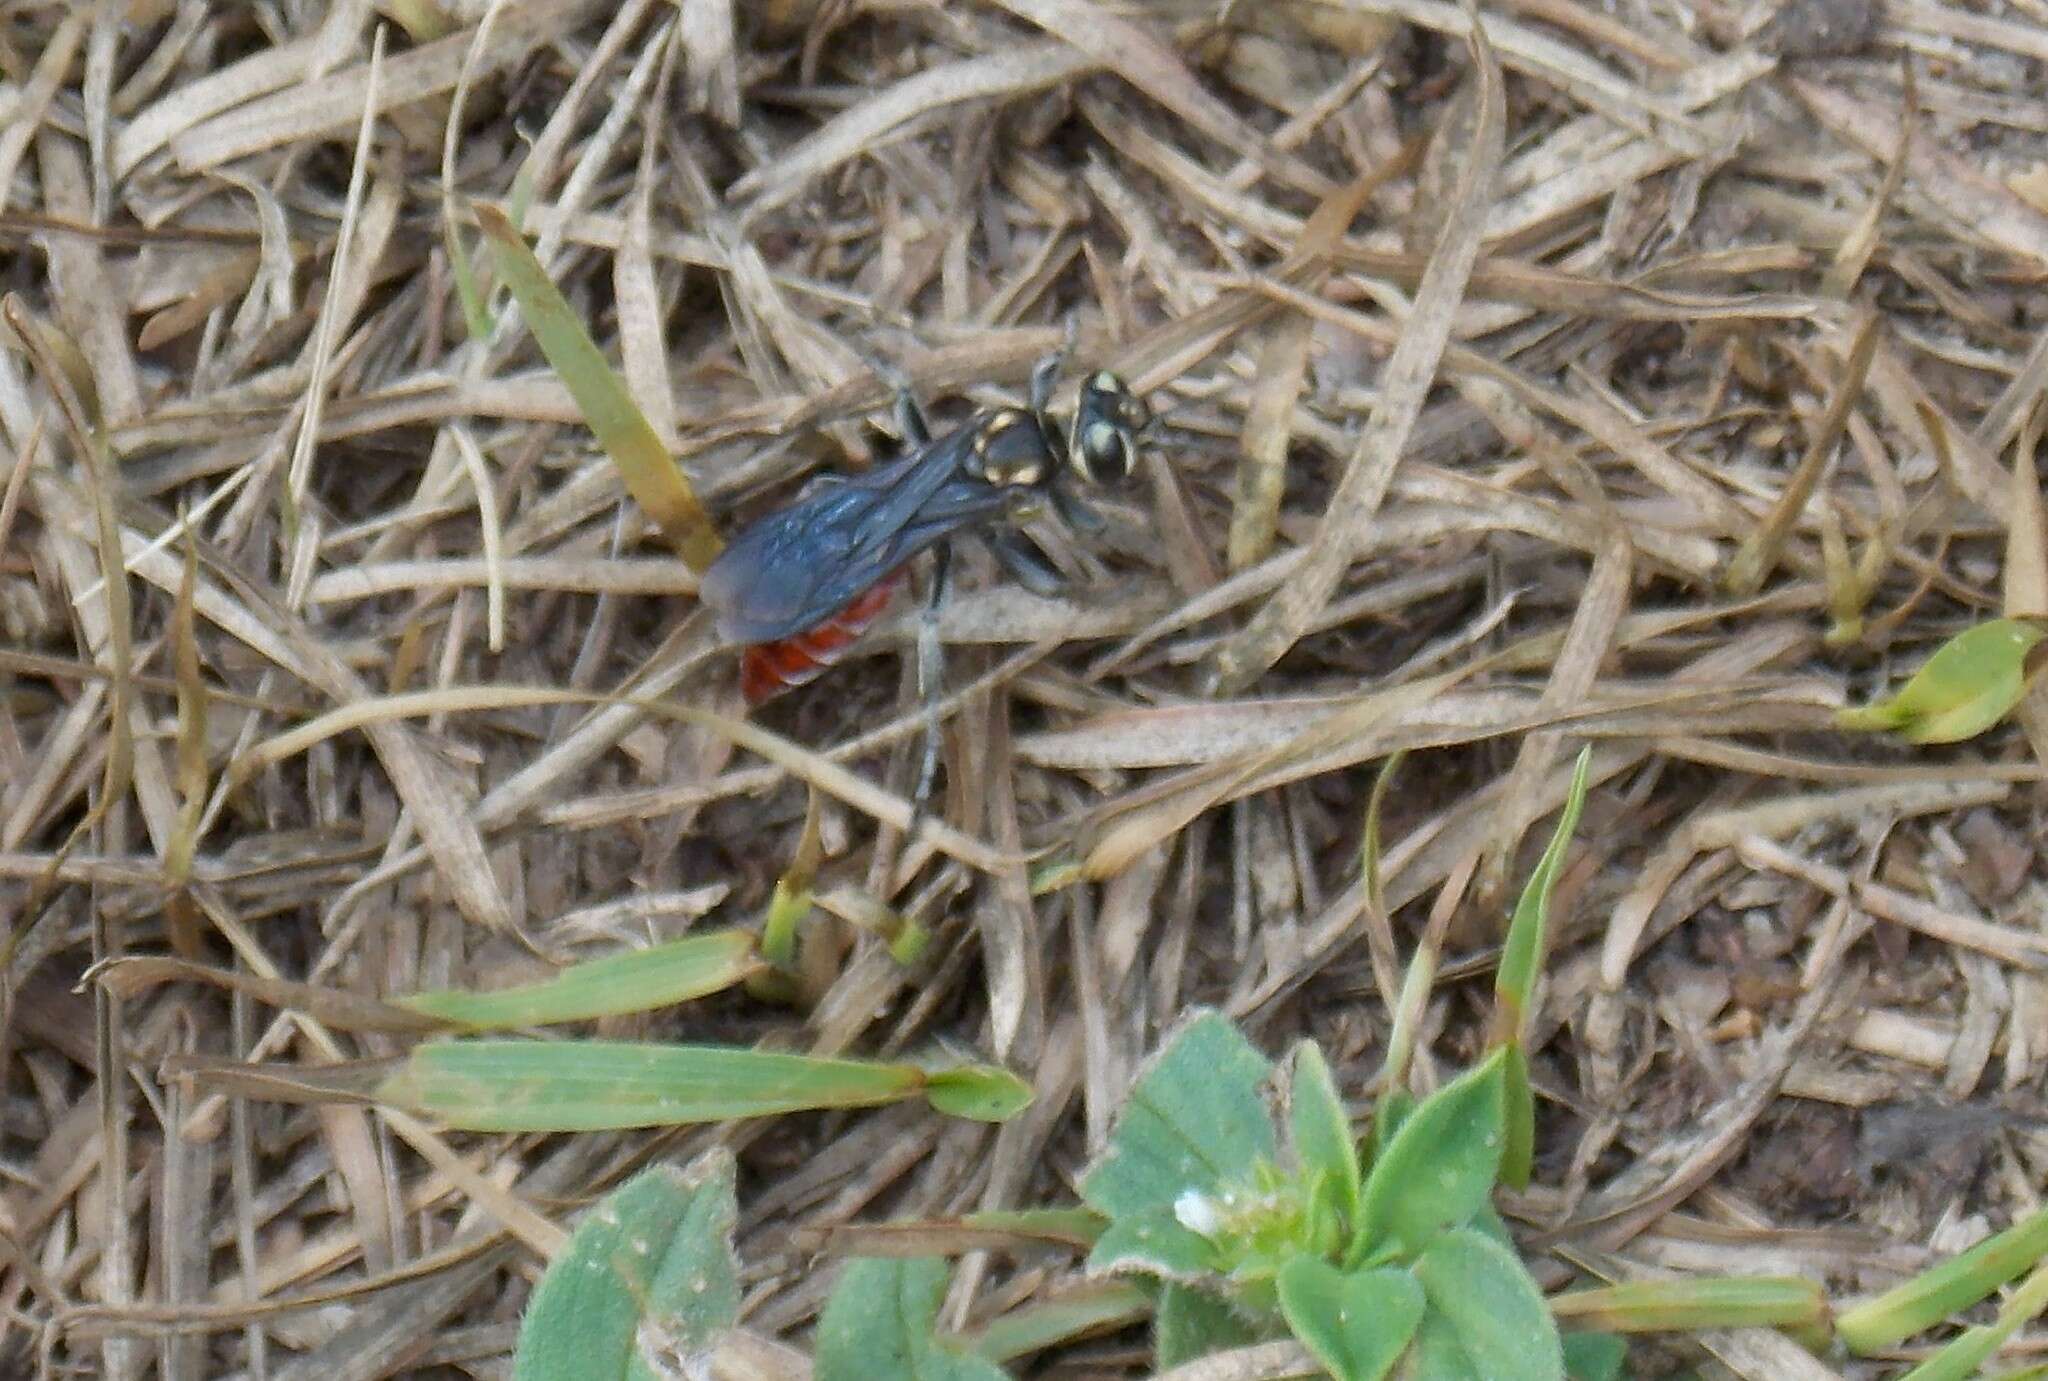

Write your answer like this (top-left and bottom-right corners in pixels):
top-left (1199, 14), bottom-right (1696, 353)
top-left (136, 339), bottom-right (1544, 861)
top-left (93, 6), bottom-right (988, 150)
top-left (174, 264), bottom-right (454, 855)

top-left (1065, 371), bottom-right (1148, 486)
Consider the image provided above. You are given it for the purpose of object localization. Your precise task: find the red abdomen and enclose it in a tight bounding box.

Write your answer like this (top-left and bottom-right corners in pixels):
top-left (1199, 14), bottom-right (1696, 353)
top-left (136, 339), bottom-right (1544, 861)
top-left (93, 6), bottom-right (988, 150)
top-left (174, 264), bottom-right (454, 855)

top-left (739, 571), bottom-right (907, 704)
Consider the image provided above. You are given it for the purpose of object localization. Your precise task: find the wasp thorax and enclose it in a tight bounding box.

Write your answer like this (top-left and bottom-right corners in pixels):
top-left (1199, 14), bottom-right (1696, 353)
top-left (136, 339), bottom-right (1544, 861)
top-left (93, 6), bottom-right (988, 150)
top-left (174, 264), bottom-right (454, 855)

top-left (974, 409), bottom-right (1049, 487)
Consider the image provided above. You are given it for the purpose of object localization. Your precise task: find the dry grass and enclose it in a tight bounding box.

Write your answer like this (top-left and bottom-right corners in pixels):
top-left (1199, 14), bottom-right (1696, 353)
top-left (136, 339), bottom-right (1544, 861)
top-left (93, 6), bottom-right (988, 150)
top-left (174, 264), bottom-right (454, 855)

top-left (4, 0), bottom-right (2048, 1376)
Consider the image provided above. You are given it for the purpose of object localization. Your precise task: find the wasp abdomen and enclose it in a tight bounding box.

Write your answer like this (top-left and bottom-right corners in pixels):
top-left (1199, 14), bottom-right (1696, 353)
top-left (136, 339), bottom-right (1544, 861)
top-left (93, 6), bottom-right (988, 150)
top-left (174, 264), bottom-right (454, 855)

top-left (739, 568), bottom-right (908, 704)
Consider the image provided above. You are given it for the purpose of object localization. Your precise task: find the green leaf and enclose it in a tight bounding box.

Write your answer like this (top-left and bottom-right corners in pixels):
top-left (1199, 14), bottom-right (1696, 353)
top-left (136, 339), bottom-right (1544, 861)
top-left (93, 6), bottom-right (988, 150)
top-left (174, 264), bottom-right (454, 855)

top-left (1361, 750), bottom-right (1406, 917)
top-left (1552, 1275), bottom-right (1823, 1334)
top-left (1561, 1332), bottom-right (1628, 1381)
top-left (1277, 1258), bottom-right (1425, 1381)
top-left (1412, 1227), bottom-right (1562, 1381)
top-left (1837, 618), bottom-right (2046, 744)
top-left (1091, 1204), bottom-right (1220, 1281)
top-left (513, 1152), bottom-right (739, 1381)
top-left (379, 1039), bottom-right (927, 1131)
top-left (396, 932), bottom-right (761, 1029)
top-left (1080, 1010), bottom-right (1275, 1220)
top-left (1467, 1204), bottom-right (1517, 1253)
top-left (474, 204), bottom-right (722, 572)
top-left (925, 1065), bottom-right (1034, 1122)
top-left (440, 213), bottom-right (491, 344)
top-left (1838, 1204), bottom-right (2048, 1352)
top-left (1409, 1306), bottom-right (1482, 1380)
top-left (1874, 1259), bottom-right (2048, 1379)
top-left (1358, 1051), bottom-right (1507, 1257)
top-left (1494, 745), bottom-right (1592, 1049)
top-left (964, 1282), bottom-right (1150, 1365)
top-left (815, 1258), bottom-right (1010, 1381)
top-left (1287, 1042), bottom-right (1362, 1228)
top-left (1500, 1046), bottom-right (1535, 1195)
top-left (757, 792), bottom-right (824, 976)
top-left (1367, 1088), bottom-right (1416, 1169)
top-left (1491, 744), bottom-right (1591, 1196)
top-left (1156, 1283), bottom-right (1261, 1369)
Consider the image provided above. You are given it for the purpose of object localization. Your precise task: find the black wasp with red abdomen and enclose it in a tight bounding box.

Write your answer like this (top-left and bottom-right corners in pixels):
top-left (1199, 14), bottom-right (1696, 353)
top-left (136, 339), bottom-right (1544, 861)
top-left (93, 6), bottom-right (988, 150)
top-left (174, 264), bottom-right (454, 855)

top-left (699, 357), bottom-right (1151, 705)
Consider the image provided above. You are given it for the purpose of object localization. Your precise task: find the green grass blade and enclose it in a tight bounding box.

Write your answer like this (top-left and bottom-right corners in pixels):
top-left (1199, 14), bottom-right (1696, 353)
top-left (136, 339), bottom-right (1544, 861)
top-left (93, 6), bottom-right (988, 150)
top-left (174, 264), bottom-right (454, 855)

top-left (475, 204), bottom-right (723, 571)
top-left (1839, 1206), bottom-right (2048, 1353)
top-left (395, 931), bottom-right (762, 1029)
top-left (1493, 746), bottom-right (1593, 1048)
top-left (1550, 1276), bottom-right (1825, 1334)
top-left (380, 1039), bottom-right (929, 1131)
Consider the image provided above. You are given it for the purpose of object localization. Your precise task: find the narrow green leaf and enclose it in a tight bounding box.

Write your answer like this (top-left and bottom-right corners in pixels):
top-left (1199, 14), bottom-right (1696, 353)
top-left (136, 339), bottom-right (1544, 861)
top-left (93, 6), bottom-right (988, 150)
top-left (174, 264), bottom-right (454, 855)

top-left (1500, 1046), bottom-right (1535, 1196)
top-left (379, 1039), bottom-right (924, 1131)
top-left (759, 790), bottom-right (824, 975)
top-left (1838, 1204), bottom-right (2048, 1352)
top-left (474, 204), bottom-right (722, 571)
top-left (1277, 1258), bottom-right (1425, 1381)
top-left (962, 1282), bottom-right (1150, 1364)
top-left (1488, 747), bottom-right (1590, 1195)
top-left (1494, 745), bottom-right (1592, 1049)
top-left (1837, 618), bottom-right (2045, 744)
top-left (441, 214), bottom-right (492, 344)
top-left (1892, 1261), bottom-right (2048, 1380)
top-left (1359, 1051), bottom-right (1507, 1257)
top-left (512, 1152), bottom-right (740, 1381)
top-left (1413, 1227), bottom-right (1562, 1381)
top-left (925, 1066), bottom-right (1034, 1122)
top-left (1381, 942), bottom-right (1437, 1098)
top-left (396, 932), bottom-right (761, 1029)
top-left (815, 1258), bottom-right (1009, 1381)
top-left (1368, 1088), bottom-right (1416, 1168)
top-left (1552, 1275), bottom-right (1823, 1334)
top-left (1361, 750), bottom-right (1406, 918)
top-left (1288, 1042), bottom-right (1362, 1228)
top-left (1080, 1010), bottom-right (1275, 1219)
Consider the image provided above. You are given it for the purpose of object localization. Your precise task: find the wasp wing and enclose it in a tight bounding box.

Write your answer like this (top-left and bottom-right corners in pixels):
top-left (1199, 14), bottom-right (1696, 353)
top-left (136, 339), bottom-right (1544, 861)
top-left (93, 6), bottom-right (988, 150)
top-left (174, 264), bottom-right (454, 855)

top-left (699, 428), bottom-right (1006, 646)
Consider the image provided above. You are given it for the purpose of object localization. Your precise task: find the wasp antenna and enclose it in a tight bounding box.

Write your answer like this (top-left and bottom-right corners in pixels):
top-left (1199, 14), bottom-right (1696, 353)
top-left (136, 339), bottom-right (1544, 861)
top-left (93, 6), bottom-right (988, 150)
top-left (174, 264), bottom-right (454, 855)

top-left (1028, 353), bottom-right (1061, 415)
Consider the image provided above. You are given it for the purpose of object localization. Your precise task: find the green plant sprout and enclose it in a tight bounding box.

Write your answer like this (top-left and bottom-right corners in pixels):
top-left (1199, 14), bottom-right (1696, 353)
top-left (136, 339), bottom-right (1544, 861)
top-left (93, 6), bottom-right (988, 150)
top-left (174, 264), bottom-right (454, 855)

top-left (1839, 617), bottom-right (2047, 744)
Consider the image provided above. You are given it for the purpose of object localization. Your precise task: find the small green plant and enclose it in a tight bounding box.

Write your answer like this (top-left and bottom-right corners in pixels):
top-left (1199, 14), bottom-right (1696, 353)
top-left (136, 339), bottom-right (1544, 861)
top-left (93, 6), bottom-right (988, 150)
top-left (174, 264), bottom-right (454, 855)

top-left (1081, 1010), bottom-right (1577, 1378)
top-left (1065, 748), bottom-right (1611, 1379)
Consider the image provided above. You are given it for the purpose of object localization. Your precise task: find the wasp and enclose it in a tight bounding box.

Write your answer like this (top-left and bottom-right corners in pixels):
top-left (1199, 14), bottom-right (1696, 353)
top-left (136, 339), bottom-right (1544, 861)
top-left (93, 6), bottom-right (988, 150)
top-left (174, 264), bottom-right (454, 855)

top-left (699, 353), bottom-right (1150, 804)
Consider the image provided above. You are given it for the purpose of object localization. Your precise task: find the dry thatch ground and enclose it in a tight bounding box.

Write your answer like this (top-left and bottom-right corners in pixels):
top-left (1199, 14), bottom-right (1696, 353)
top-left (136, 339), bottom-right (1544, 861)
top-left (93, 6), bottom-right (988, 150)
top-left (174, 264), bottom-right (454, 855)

top-left (5, 0), bottom-right (2048, 1376)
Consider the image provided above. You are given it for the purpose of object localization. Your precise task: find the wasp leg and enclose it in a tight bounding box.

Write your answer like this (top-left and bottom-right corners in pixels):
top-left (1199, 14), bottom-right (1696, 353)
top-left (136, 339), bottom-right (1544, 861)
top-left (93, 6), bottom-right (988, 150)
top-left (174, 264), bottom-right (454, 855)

top-left (1028, 317), bottom-right (1080, 415)
top-left (989, 527), bottom-right (1065, 598)
top-left (910, 541), bottom-right (954, 828)
top-left (1049, 482), bottom-right (1108, 537)
top-left (864, 355), bottom-right (931, 447)
top-left (894, 384), bottom-right (932, 448)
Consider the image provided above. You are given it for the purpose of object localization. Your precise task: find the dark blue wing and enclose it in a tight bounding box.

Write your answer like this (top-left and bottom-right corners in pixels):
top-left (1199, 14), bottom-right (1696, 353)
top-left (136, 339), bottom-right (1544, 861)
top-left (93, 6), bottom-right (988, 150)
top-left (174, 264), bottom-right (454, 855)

top-left (699, 428), bottom-right (1007, 645)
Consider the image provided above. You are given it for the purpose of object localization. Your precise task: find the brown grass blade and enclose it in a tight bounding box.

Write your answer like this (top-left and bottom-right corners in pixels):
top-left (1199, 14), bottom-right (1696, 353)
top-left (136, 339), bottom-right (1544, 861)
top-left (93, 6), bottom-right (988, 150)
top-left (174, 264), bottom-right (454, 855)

top-left (1202, 12), bottom-right (1505, 695)
top-left (1723, 310), bottom-right (1882, 597)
